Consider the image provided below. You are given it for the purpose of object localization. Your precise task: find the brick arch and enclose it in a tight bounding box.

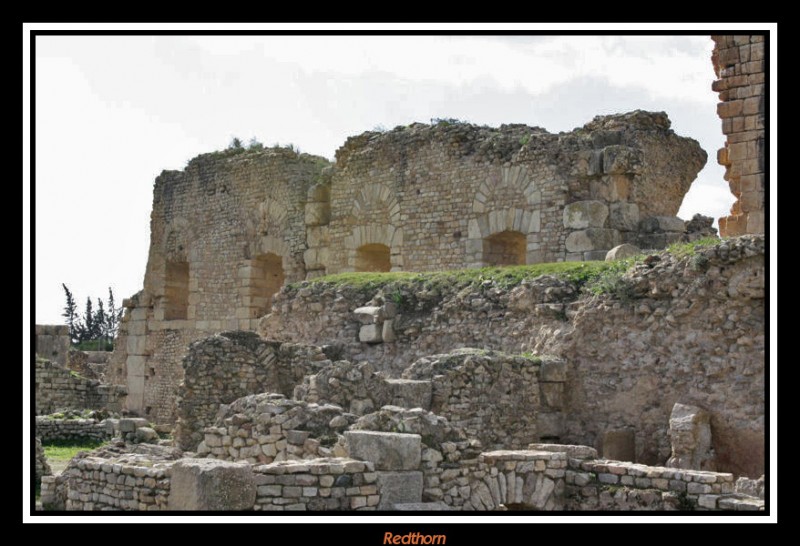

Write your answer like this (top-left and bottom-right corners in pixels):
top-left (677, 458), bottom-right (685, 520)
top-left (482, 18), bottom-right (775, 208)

top-left (351, 183), bottom-right (401, 225)
top-left (466, 208), bottom-right (541, 268)
top-left (473, 165), bottom-right (541, 214)
top-left (343, 224), bottom-right (404, 272)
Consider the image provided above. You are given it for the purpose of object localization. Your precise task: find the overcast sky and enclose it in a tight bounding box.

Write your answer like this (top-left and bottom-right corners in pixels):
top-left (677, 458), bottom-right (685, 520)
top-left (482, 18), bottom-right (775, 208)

top-left (33, 34), bottom-right (733, 324)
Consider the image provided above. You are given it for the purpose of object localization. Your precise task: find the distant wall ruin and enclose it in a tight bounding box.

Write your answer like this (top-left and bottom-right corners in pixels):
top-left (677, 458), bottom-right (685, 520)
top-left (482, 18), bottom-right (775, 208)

top-left (712, 35), bottom-right (766, 236)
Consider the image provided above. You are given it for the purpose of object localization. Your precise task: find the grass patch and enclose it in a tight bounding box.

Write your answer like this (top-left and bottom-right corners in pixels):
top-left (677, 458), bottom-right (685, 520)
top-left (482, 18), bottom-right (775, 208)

top-left (300, 261), bottom-right (618, 293)
top-left (665, 237), bottom-right (720, 259)
top-left (43, 439), bottom-right (108, 464)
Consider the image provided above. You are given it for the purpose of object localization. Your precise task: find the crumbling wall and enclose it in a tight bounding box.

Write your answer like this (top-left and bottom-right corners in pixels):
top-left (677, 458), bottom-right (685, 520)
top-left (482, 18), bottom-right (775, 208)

top-left (262, 236), bottom-right (765, 476)
top-left (173, 332), bottom-right (330, 450)
top-left (323, 111), bottom-right (705, 273)
top-left (110, 148), bottom-right (330, 422)
top-left (35, 325), bottom-right (70, 368)
top-left (35, 416), bottom-right (112, 443)
top-left (712, 35), bottom-right (766, 236)
top-left (35, 359), bottom-right (126, 415)
top-left (402, 350), bottom-right (545, 449)
top-left (35, 437), bottom-right (51, 484)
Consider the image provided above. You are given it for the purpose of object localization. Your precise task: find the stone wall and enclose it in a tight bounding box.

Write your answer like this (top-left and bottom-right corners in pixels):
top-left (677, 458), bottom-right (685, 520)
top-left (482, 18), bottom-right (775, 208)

top-left (35, 358), bottom-right (126, 415)
top-left (35, 437), bottom-right (52, 484)
top-left (35, 416), bottom-right (112, 443)
top-left (253, 458), bottom-right (379, 511)
top-left (110, 111), bottom-right (706, 424)
top-left (712, 35), bottom-right (766, 236)
top-left (565, 456), bottom-right (763, 511)
top-left (35, 325), bottom-right (70, 367)
top-left (174, 332), bottom-right (331, 450)
top-left (261, 236), bottom-right (764, 476)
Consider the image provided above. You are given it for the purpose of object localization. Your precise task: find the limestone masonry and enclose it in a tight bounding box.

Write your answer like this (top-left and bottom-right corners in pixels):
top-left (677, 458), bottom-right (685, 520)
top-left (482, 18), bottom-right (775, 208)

top-left (109, 110), bottom-right (708, 423)
top-left (712, 35), bottom-right (766, 236)
top-left (34, 36), bottom-right (768, 512)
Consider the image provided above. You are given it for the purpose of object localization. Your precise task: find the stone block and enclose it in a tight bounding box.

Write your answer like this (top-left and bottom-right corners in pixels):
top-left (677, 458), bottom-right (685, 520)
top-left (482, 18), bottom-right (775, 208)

top-left (359, 324), bottom-right (382, 344)
top-left (608, 202), bottom-right (640, 231)
top-left (382, 319), bottom-right (396, 343)
top-left (354, 306), bottom-right (383, 324)
top-left (605, 243), bottom-right (641, 261)
top-left (563, 201), bottom-right (609, 229)
top-left (602, 429), bottom-right (636, 462)
top-left (536, 413), bottom-right (564, 438)
top-left (119, 418), bottom-right (149, 433)
top-left (385, 379), bottom-right (432, 410)
top-left (345, 431), bottom-right (421, 471)
top-left (376, 471), bottom-right (423, 509)
top-left (666, 403), bottom-right (715, 471)
top-left (392, 502), bottom-right (450, 511)
top-left (639, 216), bottom-right (686, 233)
top-left (528, 443), bottom-right (598, 460)
top-left (168, 458), bottom-right (256, 510)
top-left (565, 229), bottom-right (619, 253)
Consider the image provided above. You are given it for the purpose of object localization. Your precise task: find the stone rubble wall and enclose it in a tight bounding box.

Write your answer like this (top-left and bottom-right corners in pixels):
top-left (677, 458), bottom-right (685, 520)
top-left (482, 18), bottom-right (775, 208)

top-left (197, 393), bottom-right (353, 463)
top-left (61, 456), bottom-right (171, 511)
top-left (253, 458), bottom-right (379, 511)
top-left (402, 350), bottom-right (551, 449)
top-left (35, 437), bottom-right (52, 483)
top-left (35, 325), bottom-right (70, 368)
top-left (111, 111), bottom-right (707, 424)
top-left (712, 35), bottom-right (766, 237)
top-left (35, 417), bottom-right (112, 443)
top-left (565, 457), bottom-right (763, 511)
top-left (174, 331), bottom-right (331, 450)
top-left (261, 236), bottom-right (764, 477)
top-left (35, 358), bottom-right (126, 416)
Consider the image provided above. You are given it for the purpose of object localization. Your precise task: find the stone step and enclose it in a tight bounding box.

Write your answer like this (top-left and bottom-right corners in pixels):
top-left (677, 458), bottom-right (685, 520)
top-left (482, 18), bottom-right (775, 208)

top-left (392, 502), bottom-right (451, 511)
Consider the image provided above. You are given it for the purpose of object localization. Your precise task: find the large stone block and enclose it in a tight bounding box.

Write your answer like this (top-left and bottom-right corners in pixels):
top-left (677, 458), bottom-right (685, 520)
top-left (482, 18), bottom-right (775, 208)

top-left (539, 359), bottom-right (566, 382)
top-left (345, 431), bottom-right (421, 471)
top-left (359, 324), bottom-right (382, 344)
top-left (608, 202), bottom-right (640, 231)
top-left (304, 202), bottom-right (330, 226)
top-left (563, 201), bottom-right (608, 229)
top-left (168, 458), bottom-right (256, 510)
top-left (376, 471), bottom-right (423, 509)
top-left (638, 216), bottom-right (686, 233)
top-left (605, 243), bottom-right (641, 261)
top-left (666, 403), bottom-right (715, 471)
top-left (565, 229), bottom-right (619, 252)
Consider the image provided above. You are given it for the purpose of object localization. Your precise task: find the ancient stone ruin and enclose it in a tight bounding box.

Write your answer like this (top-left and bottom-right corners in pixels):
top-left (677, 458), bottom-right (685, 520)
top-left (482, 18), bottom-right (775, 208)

top-left (34, 36), bottom-right (767, 512)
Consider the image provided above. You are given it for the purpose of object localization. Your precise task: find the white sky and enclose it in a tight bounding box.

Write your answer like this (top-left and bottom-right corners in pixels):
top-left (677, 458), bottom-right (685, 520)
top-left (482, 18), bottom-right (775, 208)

top-left (33, 34), bottom-right (733, 324)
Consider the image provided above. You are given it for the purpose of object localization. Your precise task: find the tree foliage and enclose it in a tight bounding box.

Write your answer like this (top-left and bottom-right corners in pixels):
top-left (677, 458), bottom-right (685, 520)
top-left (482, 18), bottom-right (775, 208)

top-left (61, 285), bottom-right (123, 348)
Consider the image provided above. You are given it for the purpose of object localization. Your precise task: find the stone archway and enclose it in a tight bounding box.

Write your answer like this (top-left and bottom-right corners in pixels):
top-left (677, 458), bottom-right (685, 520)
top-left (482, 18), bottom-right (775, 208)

top-left (355, 243), bottom-right (391, 272)
top-left (467, 166), bottom-right (543, 267)
top-left (344, 224), bottom-right (404, 272)
top-left (484, 230), bottom-right (526, 266)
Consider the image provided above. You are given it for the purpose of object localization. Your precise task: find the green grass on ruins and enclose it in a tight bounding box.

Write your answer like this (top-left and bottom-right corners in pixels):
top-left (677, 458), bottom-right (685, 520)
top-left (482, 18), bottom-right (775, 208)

top-left (43, 439), bottom-right (109, 474)
top-left (294, 237), bottom-right (723, 297)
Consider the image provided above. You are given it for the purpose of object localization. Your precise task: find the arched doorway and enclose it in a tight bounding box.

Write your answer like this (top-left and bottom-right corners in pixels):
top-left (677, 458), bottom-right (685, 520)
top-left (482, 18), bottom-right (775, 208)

top-left (165, 261), bottom-right (189, 320)
top-left (249, 253), bottom-right (286, 317)
top-left (483, 230), bottom-right (526, 266)
top-left (355, 243), bottom-right (391, 272)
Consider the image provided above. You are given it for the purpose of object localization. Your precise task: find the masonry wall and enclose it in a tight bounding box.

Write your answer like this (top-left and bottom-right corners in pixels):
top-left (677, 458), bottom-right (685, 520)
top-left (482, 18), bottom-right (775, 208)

top-left (110, 112), bottom-right (706, 424)
top-left (35, 325), bottom-right (70, 368)
top-left (261, 236), bottom-right (765, 477)
top-left (712, 35), bottom-right (766, 236)
top-left (110, 149), bottom-right (330, 422)
top-left (174, 332), bottom-right (332, 450)
top-left (35, 359), bottom-right (126, 415)
top-left (35, 417), bottom-right (112, 443)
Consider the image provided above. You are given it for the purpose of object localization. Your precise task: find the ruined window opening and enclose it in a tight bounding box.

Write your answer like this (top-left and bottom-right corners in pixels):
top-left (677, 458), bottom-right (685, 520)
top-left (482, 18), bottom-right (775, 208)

top-left (483, 230), bottom-right (526, 266)
top-left (164, 261), bottom-right (189, 320)
top-left (355, 243), bottom-right (391, 272)
top-left (250, 253), bottom-right (285, 318)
